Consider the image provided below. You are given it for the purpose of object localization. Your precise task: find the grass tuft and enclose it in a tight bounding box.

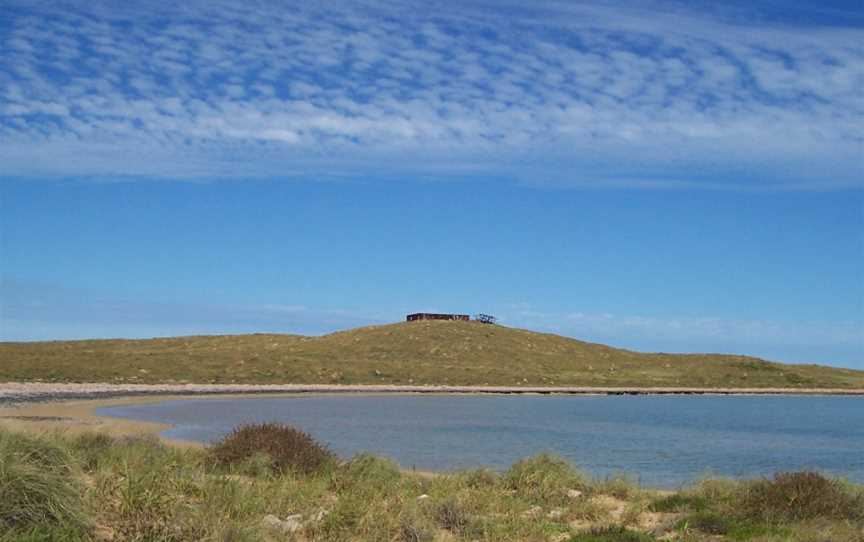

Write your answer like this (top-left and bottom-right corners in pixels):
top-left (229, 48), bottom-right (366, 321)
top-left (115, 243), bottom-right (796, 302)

top-left (569, 525), bottom-right (656, 541)
top-left (594, 474), bottom-right (641, 500)
top-left (0, 524), bottom-right (91, 542)
top-left (68, 431), bottom-right (115, 472)
top-left (332, 453), bottom-right (402, 493)
top-left (648, 493), bottom-right (708, 513)
top-left (0, 431), bottom-right (89, 532)
top-left (738, 470), bottom-right (864, 523)
top-left (504, 453), bottom-right (585, 504)
top-left (458, 467), bottom-right (499, 489)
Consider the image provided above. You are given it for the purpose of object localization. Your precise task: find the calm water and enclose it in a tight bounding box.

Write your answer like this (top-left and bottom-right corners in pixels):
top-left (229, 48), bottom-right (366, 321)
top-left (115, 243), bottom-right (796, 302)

top-left (97, 395), bottom-right (864, 488)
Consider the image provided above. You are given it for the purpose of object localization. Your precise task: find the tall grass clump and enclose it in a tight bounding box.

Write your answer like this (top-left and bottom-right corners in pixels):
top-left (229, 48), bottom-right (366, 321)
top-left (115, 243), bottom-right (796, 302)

top-left (504, 453), bottom-right (585, 504)
top-left (68, 431), bottom-right (115, 472)
top-left (331, 453), bottom-right (402, 494)
top-left (0, 431), bottom-right (89, 532)
top-left (209, 422), bottom-right (335, 475)
top-left (738, 471), bottom-right (864, 523)
top-left (593, 474), bottom-right (641, 500)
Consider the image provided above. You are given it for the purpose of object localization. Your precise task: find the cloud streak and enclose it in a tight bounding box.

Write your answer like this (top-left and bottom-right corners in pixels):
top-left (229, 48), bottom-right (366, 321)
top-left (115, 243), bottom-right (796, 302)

top-left (1, 0), bottom-right (862, 188)
top-left (0, 278), bottom-right (393, 339)
top-left (499, 305), bottom-right (864, 366)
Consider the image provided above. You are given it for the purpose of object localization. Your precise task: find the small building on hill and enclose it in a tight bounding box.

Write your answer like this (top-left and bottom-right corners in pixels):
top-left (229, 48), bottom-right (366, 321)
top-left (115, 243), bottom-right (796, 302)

top-left (407, 313), bottom-right (470, 322)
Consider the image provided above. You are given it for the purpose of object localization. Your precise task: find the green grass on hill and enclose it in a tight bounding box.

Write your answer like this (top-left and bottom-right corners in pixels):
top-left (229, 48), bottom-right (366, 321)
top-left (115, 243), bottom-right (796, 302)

top-left (1, 321), bottom-right (862, 388)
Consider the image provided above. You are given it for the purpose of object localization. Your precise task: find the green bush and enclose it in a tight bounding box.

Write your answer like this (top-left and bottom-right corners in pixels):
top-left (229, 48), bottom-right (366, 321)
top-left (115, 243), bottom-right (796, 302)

top-left (209, 423), bottom-right (335, 475)
top-left (0, 431), bottom-right (89, 532)
top-left (738, 471), bottom-right (864, 523)
top-left (504, 453), bottom-right (585, 503)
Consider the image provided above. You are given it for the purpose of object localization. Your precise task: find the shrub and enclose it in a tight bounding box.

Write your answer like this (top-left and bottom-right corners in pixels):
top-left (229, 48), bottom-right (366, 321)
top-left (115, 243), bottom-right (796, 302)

top-left (504, 453), bottom-right (585, 503)
top-left (209, 423), bottom-right (335, 475)
top-left (0, 431), bottom-right (88, 532)
top-left (738, 471), bottom-right (864, 523)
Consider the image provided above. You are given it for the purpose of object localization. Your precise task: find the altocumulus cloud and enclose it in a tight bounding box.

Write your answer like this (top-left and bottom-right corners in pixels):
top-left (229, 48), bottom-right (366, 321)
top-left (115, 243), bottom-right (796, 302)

top-left (0, 0), bottom-right (862, 188)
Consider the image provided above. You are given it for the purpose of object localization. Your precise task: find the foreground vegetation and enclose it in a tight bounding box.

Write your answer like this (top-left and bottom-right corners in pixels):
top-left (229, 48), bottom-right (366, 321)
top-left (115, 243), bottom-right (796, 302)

top-left (1, 425), bottom-right (862, 541)
top-left (2, 321), bottom-right (863, 389)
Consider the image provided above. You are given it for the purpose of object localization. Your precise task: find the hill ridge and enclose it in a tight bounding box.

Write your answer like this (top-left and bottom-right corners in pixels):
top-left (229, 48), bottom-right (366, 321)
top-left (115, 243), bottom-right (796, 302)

top-left (1, 320), bottom-right (862, 389)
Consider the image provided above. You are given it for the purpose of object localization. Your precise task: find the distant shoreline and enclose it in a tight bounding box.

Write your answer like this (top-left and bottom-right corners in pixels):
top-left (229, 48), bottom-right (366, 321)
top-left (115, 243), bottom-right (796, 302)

top-left (2, 382), bottom-right (863, 406)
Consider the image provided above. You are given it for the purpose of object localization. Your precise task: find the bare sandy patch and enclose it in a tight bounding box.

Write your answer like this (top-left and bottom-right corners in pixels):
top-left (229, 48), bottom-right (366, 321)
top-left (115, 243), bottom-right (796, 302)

top-left (0, 395), bottom-right (199, 447)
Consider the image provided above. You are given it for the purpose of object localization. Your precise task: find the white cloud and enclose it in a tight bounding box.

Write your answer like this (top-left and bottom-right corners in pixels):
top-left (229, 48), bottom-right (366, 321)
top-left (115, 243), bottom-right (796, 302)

top-left (0, 0), bottom-right (861, 188)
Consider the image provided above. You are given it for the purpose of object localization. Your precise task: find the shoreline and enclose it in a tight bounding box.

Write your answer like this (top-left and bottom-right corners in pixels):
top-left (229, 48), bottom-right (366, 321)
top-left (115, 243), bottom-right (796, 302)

top-left (0, 395), bottom-right (184, 445)
top-left (3, 382), bottom-right (864, 406)
top-left (3, 388), bottom-right (863, 490)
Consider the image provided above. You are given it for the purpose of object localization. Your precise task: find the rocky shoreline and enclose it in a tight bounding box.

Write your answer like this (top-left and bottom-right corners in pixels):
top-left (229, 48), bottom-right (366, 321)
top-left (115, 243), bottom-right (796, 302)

top-left (2, 382), bottom-right (863, 407)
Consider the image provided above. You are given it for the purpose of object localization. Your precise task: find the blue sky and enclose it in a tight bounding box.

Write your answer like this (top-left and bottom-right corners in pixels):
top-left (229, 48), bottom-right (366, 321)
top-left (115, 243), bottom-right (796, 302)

top-left (1, 0), bottom-right (862, 368)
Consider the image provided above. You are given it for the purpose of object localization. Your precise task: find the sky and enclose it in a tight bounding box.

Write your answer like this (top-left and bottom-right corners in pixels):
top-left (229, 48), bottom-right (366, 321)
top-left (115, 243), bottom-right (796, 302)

top-left (1, 0), bottom-right (862, 368)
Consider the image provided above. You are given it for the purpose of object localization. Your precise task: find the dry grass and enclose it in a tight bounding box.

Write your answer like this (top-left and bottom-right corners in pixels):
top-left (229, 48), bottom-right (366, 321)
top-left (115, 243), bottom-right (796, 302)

top-left (504, 453), bottom-right (587, 504)
top-left (0, 426), bottom-right (863, 542)
top-left (0, 431), bottom-right (88, 532)
top-left (2, 321), bottom-right (862, 389)
top-left (738, 471), bottom-right (864, 523)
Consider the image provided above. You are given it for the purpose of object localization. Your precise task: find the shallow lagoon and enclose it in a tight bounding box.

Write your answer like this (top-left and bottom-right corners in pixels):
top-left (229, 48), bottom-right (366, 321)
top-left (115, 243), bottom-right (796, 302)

top-left (98, 394), bottom-right (864, 488)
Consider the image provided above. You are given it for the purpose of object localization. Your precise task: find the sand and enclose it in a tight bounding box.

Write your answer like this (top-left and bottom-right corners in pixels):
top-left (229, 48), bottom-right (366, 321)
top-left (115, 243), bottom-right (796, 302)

top-left (0, 396), bottom-right (173, 442)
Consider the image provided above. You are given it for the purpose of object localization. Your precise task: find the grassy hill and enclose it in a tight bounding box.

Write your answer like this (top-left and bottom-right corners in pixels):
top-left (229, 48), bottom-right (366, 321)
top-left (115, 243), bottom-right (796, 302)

top-left (1, 320), bottom-right (862, 388)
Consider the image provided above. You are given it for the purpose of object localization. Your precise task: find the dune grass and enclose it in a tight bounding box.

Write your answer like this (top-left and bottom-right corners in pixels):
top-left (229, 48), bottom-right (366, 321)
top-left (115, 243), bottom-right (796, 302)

top-left (0, 431), bottom-right (89, 536)
top-left (2, 321), bottom-right (863, 389)
top-left (0, 425), bottom-right (862, 541)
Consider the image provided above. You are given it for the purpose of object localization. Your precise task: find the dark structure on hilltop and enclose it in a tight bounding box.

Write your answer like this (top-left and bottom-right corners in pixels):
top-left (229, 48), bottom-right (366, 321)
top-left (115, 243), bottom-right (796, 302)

top-left (475, 313), bottom-right (497, 324)
top-left (406, 313), bottom-right (470, 322)
top-left (406, 313), bottom-right (497, 324)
